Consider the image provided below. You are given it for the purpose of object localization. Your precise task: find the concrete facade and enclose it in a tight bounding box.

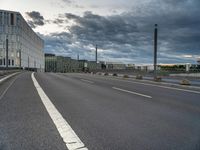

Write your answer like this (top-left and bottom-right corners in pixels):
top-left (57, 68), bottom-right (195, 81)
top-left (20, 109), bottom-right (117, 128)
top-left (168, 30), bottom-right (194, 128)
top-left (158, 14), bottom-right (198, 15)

top-left (0, 10), bottom-right (44, 71)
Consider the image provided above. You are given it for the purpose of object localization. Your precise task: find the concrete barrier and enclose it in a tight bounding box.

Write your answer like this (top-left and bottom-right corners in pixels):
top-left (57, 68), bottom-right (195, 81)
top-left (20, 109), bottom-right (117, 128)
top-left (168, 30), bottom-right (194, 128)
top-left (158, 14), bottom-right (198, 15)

top-left (154, 76), bottom-right (162, 82)
top-left (180, 79), bottom-right (190, 85)
top-left (98, 72), bottom-right (102, 75)
top-left (123, 75), bottom-right (129, 78)
top-left (113, 73), bottom-right (118, 76)
top-left (104, 72), bottom-right (109, 76)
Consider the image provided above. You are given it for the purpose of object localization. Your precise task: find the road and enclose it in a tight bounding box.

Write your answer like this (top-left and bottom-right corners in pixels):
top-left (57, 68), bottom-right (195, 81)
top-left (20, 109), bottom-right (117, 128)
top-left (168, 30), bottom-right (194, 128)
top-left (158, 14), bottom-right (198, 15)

top-left (0, 72), bottom-right (200, 150)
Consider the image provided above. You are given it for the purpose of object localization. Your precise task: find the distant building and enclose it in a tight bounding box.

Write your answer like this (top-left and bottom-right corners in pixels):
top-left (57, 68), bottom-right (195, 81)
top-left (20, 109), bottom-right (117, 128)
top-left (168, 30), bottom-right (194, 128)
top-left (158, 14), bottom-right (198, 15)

top-left (105, 62), bottom-right (126, 69)
top-left (87, 61), bottom-right (101, 71)
top-left (45, 54), bottom-right (101, 73)
top-left (126, 64), bottom-right (135, 70)
top-left (45, 54), bottom-right (56, 72)
top-left (0, 9), bottom-right (44, 71)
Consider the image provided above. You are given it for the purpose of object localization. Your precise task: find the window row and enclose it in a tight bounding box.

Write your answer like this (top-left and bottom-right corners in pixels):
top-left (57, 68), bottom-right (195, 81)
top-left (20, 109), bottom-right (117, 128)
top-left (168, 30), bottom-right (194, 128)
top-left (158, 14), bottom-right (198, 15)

top-left (0, 58), bottom-right (14, 66)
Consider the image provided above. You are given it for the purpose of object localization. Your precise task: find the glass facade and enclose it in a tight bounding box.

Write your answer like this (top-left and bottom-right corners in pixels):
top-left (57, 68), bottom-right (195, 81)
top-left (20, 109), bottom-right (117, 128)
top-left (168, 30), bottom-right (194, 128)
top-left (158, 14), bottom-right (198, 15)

top-left (0, 10), bottom-right (44, 71)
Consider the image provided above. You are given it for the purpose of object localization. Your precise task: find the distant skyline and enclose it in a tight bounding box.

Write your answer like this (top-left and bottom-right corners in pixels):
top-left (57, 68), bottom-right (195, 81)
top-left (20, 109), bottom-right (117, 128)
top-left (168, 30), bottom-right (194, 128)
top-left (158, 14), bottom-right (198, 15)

top-left (1, 0), bottom-right (200, 64)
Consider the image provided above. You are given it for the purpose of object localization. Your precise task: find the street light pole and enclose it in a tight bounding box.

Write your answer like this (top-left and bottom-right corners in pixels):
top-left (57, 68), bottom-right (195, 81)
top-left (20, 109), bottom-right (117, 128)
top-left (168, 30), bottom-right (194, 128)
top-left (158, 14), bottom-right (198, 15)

top-left (96, 44), bottom-right (98, 64)
top-left (19, 50), bottom-right (21, 68)
top-left (6, 36), bottom-right (8, 69)
top-left (154, 24), bottom-right (158, 79)
top-left (77, 54), bottom-right (79, 60)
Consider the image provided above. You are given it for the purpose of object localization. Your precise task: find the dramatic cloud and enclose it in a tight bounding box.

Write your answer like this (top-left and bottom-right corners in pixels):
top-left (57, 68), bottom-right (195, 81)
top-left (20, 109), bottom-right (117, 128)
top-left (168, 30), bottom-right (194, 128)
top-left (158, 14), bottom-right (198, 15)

top-left (59, 0), bottom-right (84, 9)
top-left (26, 11), bottom-right (45, 28)
top-left (41, 0), bottom-right (200, 64)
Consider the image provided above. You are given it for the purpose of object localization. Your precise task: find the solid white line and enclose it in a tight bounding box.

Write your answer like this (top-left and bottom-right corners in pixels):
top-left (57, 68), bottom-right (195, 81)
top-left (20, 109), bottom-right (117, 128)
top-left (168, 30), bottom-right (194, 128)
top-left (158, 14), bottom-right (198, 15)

top-left (121, 80), bottom-right (200, 94)
top-left (112, 87), bottom-right (152, 99)
top-left (80, 79), bottom-right (94, 84)
top-left (31, 73), bottom-right (88, 150)
top-left (0, 72), bottom-right (19, 83)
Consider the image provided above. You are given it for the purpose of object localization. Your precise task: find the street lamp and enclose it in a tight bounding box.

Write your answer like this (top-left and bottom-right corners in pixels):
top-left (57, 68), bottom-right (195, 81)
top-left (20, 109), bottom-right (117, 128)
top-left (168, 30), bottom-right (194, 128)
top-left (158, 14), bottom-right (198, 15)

top-left (154, 24), bottom-right (158, 79)
top-left (6, 35), bottom-right (8, 69)
top-left (95, 44), bottom-right (98, 64)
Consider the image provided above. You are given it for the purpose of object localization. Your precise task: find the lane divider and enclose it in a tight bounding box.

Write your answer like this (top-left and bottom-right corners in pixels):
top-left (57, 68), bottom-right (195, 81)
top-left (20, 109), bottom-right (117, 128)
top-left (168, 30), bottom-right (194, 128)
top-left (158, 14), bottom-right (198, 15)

top-left (112, 87), bottom-right (152, 99)
top-left (31, 73), bottom-right (88, 150)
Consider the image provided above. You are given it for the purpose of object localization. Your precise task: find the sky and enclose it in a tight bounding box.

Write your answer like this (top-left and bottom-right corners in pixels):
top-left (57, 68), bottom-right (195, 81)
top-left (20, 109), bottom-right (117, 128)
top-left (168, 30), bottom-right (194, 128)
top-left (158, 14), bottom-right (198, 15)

top-left (1, 0), bottom-right (200, 64)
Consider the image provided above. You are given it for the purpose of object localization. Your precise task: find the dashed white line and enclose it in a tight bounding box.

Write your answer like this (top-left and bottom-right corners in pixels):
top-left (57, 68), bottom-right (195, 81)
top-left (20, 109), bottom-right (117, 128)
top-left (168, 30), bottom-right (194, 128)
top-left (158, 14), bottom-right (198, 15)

top-left (85, 74), bottom-right (200, 94)
top-left (80, 79), bottom-right (94, 84)
top-left (117, 79), bottom-right (200, 94)
top-left (31, 73), bottom-right (88, 150)
top-left (112, 87), bottom-right (152, 99)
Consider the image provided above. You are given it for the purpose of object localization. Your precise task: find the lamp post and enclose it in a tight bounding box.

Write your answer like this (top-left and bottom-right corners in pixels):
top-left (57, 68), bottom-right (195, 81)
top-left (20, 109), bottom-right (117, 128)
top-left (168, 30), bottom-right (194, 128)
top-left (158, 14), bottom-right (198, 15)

top-left (154, 24), bottom-right (158, 79)
top-left (95, 44), bottom-right (98, 64)
top-left (6, 35), bottom-right (8, 69)
top-left (19, 49), bottom-right (21, 68)
top-left (77, 54), bottom-right (79, 60)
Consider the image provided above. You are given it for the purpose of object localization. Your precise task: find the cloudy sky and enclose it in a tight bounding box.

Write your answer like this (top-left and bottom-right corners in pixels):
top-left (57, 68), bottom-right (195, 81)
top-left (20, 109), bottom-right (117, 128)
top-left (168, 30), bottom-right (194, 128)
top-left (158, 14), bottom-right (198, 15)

top-left (1, 0), bottom-right (200, 64)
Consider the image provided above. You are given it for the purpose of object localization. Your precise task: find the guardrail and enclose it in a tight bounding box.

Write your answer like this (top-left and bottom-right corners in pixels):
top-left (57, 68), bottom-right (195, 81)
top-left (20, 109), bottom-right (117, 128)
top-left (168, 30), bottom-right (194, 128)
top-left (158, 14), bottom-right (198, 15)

top-left (91, 68), bottom-right (200, 78)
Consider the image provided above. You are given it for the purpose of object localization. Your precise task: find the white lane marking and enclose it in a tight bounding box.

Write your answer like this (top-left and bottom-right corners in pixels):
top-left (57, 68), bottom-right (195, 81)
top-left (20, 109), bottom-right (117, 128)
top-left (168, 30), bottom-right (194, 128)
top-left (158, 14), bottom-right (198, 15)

top-left (112, 87), bottom-right (152, 99)
top-left (0, 75), bottom-right (18, 101)
top-left (31, 73), bottom-right (88, 150)
top-left (80, 79), bottom-right (94, 84)
top-left (0, 72), bottom-right (19, 83)
top-left (119, 79), bottom-right (200, 94)
top-left (85, 74), bottom-right (200, 94)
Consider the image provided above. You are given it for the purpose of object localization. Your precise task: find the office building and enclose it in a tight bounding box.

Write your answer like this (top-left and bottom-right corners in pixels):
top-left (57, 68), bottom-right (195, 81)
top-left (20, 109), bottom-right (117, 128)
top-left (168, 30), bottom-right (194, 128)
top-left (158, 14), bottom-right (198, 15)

top-left (45, 54), bottom-right (101, 73)
top-left (0, 9), bottom-right (44, 71)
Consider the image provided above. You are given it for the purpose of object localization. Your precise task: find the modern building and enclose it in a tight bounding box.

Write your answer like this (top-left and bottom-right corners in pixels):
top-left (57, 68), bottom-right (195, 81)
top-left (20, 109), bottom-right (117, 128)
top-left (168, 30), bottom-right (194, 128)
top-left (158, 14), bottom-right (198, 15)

top-left (0, 9), bottom-right (44, 71)
top-left (45, 54), bottom-right (80, 73)
top-left (45, 54), bottom-right (101, 73)
top-left (105, 62), bottom-right (126, 70)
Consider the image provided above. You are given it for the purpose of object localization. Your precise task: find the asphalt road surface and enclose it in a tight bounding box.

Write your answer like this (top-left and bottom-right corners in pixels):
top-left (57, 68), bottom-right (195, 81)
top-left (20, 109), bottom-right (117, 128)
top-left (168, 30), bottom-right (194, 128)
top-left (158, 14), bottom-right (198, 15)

top-left (0, 72), bottom-right (200, 150)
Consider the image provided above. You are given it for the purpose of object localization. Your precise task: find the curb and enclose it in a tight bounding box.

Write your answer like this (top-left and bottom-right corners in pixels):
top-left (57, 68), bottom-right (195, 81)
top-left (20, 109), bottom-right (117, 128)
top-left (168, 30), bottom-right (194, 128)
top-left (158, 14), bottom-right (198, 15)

top-left (0, 72), bottom-right (20, 83)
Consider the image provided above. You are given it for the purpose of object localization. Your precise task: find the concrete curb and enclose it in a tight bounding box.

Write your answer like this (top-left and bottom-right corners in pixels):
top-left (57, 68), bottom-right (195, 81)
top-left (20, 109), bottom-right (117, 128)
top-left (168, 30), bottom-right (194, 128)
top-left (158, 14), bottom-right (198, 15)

top-left (0, 72), bottom-right (20, 83)
top-left (94, 72), bottom-right (200, 91)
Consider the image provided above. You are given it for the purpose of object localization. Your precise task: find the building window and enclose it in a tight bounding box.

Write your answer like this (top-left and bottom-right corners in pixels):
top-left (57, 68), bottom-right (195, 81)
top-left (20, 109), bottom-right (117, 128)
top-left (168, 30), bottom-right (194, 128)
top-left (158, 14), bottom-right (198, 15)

top-left (11, 13), bottom-right (14, 25)
top-left (12, 59), bottom-right (14, 66)
top-left (0, 12), bottom-right (2, 25)
top-left (3, 58), bottom-right (5, 65)
top-left (0, 59), bottom-right (2, 65)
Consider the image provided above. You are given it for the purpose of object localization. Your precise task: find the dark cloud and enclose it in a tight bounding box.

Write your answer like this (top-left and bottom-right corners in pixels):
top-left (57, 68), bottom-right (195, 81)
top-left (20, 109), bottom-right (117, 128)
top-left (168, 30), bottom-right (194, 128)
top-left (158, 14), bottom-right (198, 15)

top-left (43, 0), bottom-right (200, 64)
top-left (53, 19), bottom-right (65, 24)
top-left (58, 0), bottom-right (85, 9)
top-left (26, 11), bottom-right (45, 28)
